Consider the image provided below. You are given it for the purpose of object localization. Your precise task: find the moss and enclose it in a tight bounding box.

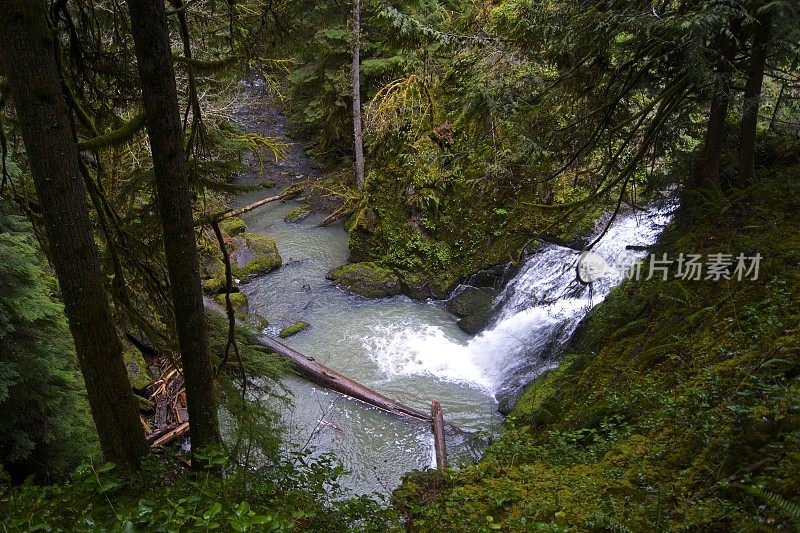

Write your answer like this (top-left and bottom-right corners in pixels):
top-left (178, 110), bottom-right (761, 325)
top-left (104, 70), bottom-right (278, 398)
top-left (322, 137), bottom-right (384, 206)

top-left (327, 261), bottom-right (402, 298)
top-left (123, 350), bottom-right (153, 392)
top-left (231, 232), bottom-right (282, 279)
top-left (219, 216), bottom-right (246, 236)
top-left (285, 203), bottom-right (312, 223)
top-left (278, 321), bottom-right (310, 338)
top-left (215, 292), bottom-right (248, 315)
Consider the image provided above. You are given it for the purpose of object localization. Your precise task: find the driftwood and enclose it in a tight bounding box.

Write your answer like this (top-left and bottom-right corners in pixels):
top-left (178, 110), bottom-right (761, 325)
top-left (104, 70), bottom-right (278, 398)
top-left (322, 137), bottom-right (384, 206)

top-left (151, 422), bottom-right (190, 448)
top-left (195, 184), bottom-right (303, 227)
top-left (316, 205), bottom-right (347, 227)
top-left (257, 334), bottom-right (431, 422)
top-left (431, 400), bottom-right (447, 469)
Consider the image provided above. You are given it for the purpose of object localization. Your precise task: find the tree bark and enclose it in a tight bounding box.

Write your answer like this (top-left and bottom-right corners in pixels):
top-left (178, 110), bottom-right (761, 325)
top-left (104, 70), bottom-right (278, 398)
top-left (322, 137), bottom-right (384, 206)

top-left (351, 0), bottom-right (365, 190)
top-left (0, 0), bottom-right (148, 469)
top-left (256, 334), bottom-right (431, 422)
top-left (431, 400), bottom-right (447, 469)
top-left (698, 91), bottom-right (729, 190)
top-left (738, 10), bottom-right (771, 181)
top-left (127, 0), bottom-right (222, 453)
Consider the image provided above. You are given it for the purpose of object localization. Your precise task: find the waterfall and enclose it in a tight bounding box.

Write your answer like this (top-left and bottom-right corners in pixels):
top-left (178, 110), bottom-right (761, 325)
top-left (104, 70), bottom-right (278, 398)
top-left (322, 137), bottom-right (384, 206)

top-left (362, 199), bottom-right (677, 410)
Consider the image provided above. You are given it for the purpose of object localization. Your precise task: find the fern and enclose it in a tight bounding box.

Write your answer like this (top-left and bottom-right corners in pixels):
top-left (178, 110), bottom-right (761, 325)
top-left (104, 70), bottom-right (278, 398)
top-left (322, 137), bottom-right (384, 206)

top-left (746, 486), bottom-right (800, 521)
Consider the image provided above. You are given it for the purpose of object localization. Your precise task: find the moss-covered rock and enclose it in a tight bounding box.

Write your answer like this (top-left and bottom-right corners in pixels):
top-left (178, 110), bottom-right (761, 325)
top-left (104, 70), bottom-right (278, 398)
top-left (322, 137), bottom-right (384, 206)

top-left (214, 292), bottom-right (248, 315)
top-left (219, 216), bottom-right (246, 236)
top-left (447, 286), bottom-right (495, 318)
top-left (447, 286), bottom-right (496, 334)
top-left (231, 232), bottom-right (282, 279)
top-left (278, 321), bottom-right (310, 338)
top-left (123, 350), bottom-right (153, 392)
top-left (201, 257), bottom-right (226, 293)
top-left (327, 262), bottom-right (402, 298)
top-left (285, 203), bottom-right (312, 223)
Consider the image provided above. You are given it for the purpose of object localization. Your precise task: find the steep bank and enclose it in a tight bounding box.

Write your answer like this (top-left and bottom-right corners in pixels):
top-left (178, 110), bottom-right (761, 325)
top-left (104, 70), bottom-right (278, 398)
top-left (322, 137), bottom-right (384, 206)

top-left (394, 161), bottom-right (800, 530)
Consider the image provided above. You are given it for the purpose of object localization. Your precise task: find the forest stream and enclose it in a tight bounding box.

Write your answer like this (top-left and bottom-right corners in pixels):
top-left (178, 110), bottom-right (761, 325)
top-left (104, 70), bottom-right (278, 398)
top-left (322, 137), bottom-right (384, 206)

top-left (227, 81), bottom-right (676, 495)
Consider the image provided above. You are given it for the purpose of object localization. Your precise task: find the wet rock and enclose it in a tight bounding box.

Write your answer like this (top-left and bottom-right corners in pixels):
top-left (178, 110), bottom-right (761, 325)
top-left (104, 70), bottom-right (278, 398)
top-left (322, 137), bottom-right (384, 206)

top-left (457, 308), bottom-right (494, 335)
top-left (285, 203), bottom-right (312, 223)
top-left (327, 262), bottom-right (403, 298)
top-left (448, 286), bottom-right (496, 335)
top-left (279, 321), bottom-right (310, 338)
top-left (231, 232), bottom-right (282, 279)
top-left (123, 349), bottom-right (153, 392)
top-left (447, 286), bottom-right (495, 318)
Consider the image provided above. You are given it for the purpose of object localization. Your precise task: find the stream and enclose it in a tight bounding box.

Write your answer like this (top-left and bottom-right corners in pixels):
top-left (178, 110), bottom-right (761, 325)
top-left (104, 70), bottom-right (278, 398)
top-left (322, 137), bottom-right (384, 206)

top-left (228, 82), bottom-right (676, 495)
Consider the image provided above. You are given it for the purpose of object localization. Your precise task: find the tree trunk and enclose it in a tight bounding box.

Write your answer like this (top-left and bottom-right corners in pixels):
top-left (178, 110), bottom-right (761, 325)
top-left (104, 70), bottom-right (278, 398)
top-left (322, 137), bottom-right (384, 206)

top-left (127, 0), bottom-right (222, 453)
top-left (351, 0), bottom-right (366, 190)
top-left (0, 0), bottom-right (148, 469)
top-left (698, 91), bottom-right (729, 190)
top-left (256, 334), bottom-right (431, 422)
top-left (738, 10), bottom-right (772, 181)
top-left (431, 400), bottom-right (447, 469)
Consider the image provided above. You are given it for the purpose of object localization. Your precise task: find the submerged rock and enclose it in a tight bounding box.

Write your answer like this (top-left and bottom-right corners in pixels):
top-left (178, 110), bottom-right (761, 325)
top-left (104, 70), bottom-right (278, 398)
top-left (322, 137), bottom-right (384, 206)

top-left (285, 203), bottom-right (312, 223)
top-left (327, 261), bottom-right (403, 298)
top-left (231, 232), bottom-right (282, 279)
top-left (279, 321), bottom-right (310, 338)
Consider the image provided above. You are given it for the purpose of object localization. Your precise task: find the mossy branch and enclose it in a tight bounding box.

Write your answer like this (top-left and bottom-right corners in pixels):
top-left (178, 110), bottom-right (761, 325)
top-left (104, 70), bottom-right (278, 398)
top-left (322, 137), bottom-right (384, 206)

top-left (78, 113), bottom-right (146, 150)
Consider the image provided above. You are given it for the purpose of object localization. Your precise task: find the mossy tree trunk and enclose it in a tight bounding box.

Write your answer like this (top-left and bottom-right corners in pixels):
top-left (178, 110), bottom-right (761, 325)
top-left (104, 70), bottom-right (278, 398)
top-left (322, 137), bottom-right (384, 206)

top-left (0, 0), bottom-right (148, 469)
top-left (127, 0), bottom-right (222, 454)
top-left (739, 9), bottom-right (772, 181)
top-left (351, 0), bottom-right (365, 190)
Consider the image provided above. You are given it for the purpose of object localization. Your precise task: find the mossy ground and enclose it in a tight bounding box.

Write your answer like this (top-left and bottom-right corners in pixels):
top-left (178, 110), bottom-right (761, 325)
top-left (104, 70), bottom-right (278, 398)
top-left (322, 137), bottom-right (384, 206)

top-left (394, 162), bottom-right (800, 530)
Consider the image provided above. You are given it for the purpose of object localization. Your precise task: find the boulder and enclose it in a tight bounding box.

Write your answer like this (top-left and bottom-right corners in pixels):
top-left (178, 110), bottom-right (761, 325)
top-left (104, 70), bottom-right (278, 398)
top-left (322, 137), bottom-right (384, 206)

top-left (447, 286), bottom-right (495, 318)
top-left (285, 203), bottom-right (312, 223)
top-left (218, 216), bottom-right (246, 237)
top-left (457, 309), bottom-right (494, 335)
top-left (231, 232), bottom-right (282, 279)
top-left (327, 261), bottom-right (403, 298)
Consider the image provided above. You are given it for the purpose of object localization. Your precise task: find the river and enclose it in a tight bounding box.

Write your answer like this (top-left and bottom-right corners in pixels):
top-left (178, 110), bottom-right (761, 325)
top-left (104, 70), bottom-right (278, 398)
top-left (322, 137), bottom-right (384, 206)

top-left (228, 81), bottom-right (675, 495)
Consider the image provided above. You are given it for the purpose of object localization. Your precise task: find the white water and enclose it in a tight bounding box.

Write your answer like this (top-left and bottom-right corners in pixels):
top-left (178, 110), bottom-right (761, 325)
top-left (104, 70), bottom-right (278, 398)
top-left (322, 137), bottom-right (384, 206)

top-left (359, 201), bottom-right (677, 408)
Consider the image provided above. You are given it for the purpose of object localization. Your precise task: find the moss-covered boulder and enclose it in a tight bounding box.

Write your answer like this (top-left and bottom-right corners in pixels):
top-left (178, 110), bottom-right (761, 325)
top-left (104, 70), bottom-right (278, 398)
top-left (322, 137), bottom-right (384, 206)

top-left (278, 321), bottom-right (310, 338)
top-left (447, 286), bottom-right (495, 317)
top-left (285, 203), bottom-right (312, 223)
top-left (447, 286), bottom-right (496, 334)
top-left (214, 292), bottom-right (248, 315)
top-left (231, 232), bottom-right (282, 279)
top-left (327, 262), bottom-right (402, 298)
top-left (201, 257), bottom-right (226, 293)
top-left (123, 350), bottom-right (153, 392)
top-left (218, 216), bottom-right (246, 236)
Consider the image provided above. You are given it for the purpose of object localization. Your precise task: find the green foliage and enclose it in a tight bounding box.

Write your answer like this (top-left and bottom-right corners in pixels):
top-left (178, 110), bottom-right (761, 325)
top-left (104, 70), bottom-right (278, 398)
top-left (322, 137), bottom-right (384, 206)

top-left (0, 212), bottom-right (96, 481)
top-left (0, 452), bottom-right (395, 531)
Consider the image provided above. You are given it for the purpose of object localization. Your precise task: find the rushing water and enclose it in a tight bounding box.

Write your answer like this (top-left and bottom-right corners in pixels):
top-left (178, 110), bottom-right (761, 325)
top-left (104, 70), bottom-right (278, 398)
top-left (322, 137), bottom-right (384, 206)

top-left (230, 84), bottom-right (676, 495)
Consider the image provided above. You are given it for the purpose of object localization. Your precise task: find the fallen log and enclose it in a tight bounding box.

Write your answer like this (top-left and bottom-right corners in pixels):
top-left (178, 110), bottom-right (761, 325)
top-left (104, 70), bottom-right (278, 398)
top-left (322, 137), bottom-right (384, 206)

top-left (195, 184), bottom-right (304, 227)
top-left (151, 421), bottom-right (190, 448)
top-left (256, 334), bottom-right (431, 422)
top-left (431, 400), bottom-right (447, 469)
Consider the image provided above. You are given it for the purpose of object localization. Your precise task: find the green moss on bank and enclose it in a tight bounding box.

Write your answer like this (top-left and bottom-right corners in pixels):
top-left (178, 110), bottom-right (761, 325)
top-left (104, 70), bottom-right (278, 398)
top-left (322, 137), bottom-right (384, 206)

top-left (394, 167), bottom-right (800, 530)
